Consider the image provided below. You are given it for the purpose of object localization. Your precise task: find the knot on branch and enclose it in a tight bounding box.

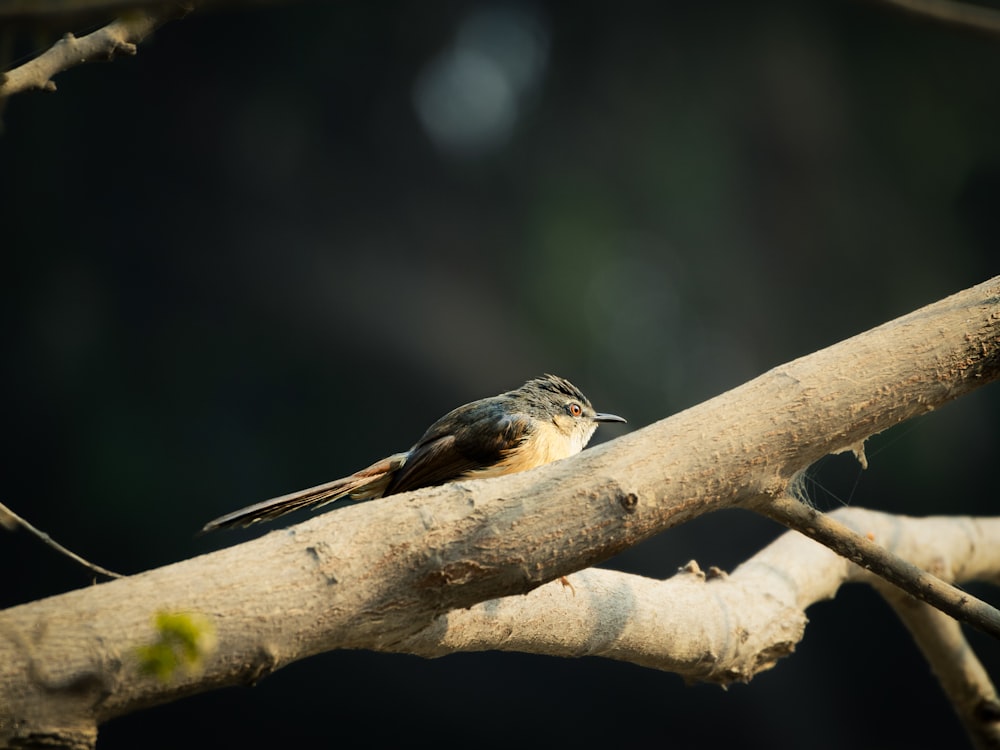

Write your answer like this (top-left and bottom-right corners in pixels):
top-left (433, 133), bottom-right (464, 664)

top-left (618, 491), bottom-right (639, 513)
top-left (679, 560), bottom-right (705, 580)
top-left (232, 645), bottom-right (281, 688)
top-left (973, 697), bottom-right (1000, 723)
top-left (416, 560), bottom-right (489, 588)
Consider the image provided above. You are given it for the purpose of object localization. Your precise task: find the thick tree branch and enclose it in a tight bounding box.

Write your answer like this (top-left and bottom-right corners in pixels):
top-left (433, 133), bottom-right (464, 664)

top-left (0, 277), bottom-right (998, 748)
top-left (388, 509), bottom-right (1000, 683)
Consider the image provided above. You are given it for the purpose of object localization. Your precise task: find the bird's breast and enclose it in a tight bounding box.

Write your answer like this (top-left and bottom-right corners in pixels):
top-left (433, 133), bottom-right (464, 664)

top-left (461, 420), bottom-right (585, 479)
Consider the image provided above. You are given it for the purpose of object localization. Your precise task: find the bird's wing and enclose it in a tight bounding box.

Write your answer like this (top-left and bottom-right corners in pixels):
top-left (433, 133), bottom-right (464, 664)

top-left (386, 407), bottom-right (531, 494)
top-left (201, 453), bottom-right (406, 532)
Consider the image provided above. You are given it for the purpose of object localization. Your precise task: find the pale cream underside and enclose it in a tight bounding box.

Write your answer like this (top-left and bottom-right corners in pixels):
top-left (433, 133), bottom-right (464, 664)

top-left (462, 420), bottom-right (598, 479)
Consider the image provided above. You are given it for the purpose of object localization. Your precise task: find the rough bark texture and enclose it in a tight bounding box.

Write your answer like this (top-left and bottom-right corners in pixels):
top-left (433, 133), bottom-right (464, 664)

top-left (389, 508), bottom-right (1000, 681)
top-left (1, 277), bottom-right (998, 748)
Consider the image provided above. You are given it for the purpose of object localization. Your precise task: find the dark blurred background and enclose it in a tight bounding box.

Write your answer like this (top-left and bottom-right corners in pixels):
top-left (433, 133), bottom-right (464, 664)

top-left (1, 1), bottom-right (998, 747)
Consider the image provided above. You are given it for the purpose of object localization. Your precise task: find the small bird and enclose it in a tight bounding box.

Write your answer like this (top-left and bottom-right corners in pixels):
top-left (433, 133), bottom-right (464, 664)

top-left (202, 374), bottom-right (626, 533)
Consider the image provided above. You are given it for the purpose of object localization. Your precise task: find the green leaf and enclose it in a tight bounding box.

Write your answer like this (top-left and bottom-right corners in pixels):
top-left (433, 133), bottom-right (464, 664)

top-left (136, 611), bottom-right (217, 682)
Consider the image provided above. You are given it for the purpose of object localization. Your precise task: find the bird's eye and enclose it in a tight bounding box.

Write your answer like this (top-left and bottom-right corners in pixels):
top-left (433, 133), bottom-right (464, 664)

top-left (568, 402), bottom-right (583, 417)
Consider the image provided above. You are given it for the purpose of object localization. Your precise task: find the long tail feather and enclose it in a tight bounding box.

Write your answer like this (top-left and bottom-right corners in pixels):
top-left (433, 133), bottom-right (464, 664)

top-left (201, 453), bottom-right (407, 532)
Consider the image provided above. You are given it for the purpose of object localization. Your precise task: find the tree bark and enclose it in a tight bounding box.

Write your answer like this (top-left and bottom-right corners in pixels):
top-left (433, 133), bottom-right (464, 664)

top-left (0, 7), bottom-right (189, 98)
top-left (1, 276), bottom-right (998, 749)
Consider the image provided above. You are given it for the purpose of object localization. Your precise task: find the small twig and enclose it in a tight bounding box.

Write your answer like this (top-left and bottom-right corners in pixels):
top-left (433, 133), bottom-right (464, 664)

top-left (875, 579), bottom-right (1000, 750)
top-left (750, 493), bottom-right (1000, 640)
top-left (875, 0), bottom-right (1000, 36)
top-left (0, 500), bottom-right (123, 579)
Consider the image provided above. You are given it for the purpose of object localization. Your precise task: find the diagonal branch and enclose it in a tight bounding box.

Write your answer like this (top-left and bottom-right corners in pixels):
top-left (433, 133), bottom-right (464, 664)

top-left (875, 577), bottom-right (1000, 749)
top-left (0, 5), bottom-right (191, 98)
top-left (0, 501), bottom-right (124, 579)
top-left (875, 0), bottom-right (1000, 36)
top-left (0, 276), bottom-right (998, 748)
top-left (388, 509), bottom-right (1000, 685)
top-left (752, 493), bottom-right (1000, 638)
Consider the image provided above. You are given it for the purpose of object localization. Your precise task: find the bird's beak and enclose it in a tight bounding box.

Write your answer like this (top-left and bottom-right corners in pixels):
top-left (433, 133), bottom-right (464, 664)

top-left (594, 412), bottom-right (627, 424)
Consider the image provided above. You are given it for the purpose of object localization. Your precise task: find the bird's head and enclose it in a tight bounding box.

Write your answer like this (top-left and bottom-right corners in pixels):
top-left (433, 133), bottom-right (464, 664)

top-left (516, 374), bottom-right (626, 455)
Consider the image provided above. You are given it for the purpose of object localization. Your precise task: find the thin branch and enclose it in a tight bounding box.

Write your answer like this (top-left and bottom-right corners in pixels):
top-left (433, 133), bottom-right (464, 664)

top-left (875, 579), bottom-right (1000, 750)
top-left (0, 6), bottom-right (190, 98)
top-left (750, 493), bottom-right (1000, 639)
top-left (875, 0), bottom-right (1000, 36)
top-left (0, 500), bottom-right (123, 579)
